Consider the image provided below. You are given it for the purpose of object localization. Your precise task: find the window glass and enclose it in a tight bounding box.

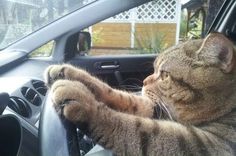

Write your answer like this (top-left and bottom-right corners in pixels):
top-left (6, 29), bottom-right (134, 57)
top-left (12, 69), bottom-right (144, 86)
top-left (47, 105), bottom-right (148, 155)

top-left (30, 40), bottom-right (54, 57)
top-left (87, 0), bottom-right (181, 56)
top-left (0, 0), bottom-right (96, 50)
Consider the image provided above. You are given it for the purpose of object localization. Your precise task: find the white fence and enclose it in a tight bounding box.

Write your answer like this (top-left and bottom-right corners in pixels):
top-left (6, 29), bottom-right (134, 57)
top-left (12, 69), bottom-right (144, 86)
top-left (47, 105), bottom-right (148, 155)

top-left (98, 0), bottom-right (181, 47)
top-left (105, 0), bottom-right (181, 23)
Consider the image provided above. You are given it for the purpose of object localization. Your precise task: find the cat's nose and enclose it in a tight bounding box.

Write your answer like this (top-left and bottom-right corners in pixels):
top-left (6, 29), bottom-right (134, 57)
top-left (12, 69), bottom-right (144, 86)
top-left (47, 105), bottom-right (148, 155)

top-left (143, 74), bottom-right (155, 86)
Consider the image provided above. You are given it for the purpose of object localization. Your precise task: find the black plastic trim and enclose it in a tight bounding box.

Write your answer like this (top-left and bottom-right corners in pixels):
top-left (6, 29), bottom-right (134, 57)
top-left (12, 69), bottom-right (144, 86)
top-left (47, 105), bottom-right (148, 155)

top-left (207, 0), bottom-right (235, 34)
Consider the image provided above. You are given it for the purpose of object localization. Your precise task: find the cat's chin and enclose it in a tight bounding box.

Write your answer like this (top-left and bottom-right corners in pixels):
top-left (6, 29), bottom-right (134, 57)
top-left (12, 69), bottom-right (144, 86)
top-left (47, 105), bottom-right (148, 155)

top-left (141, 87), bottom-right (159, 104)
top-left (141, 87), bottom-right (153, 101)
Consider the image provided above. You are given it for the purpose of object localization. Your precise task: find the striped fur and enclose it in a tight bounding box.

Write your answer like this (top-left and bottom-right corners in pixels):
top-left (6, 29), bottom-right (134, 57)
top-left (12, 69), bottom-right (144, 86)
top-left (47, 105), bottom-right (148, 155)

top-left (45, 33), bottom-right (236, 155)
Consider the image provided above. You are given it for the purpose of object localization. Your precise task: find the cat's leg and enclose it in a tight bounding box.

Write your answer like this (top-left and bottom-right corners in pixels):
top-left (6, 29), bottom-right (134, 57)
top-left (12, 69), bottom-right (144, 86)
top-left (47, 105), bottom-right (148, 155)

top-left (45, 64), bottom-right (154, 117)
top-left (51, 80), bottom-right (231, 156)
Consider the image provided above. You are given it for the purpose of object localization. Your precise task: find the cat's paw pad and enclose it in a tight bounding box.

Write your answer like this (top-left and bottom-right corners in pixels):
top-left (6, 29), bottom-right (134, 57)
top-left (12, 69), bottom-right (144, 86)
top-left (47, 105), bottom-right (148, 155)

top-left (51, 80), bottom-right (95, 123)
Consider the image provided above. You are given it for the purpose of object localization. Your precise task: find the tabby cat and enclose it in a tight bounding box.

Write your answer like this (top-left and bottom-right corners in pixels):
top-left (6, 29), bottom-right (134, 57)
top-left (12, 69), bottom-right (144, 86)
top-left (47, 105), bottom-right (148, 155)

top-left (44, 33), bottom-right (236, 155)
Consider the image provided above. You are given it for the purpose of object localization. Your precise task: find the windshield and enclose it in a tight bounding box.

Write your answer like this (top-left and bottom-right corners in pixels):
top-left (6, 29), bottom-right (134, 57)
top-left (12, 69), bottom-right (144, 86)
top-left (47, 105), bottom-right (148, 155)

top-left (0, 0), bottom-right (96, 50)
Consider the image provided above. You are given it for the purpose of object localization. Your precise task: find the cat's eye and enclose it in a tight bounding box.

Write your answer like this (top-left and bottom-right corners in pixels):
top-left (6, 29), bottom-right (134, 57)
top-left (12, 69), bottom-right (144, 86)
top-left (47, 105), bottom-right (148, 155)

top-left (160, 71), bottom-right (169, 80)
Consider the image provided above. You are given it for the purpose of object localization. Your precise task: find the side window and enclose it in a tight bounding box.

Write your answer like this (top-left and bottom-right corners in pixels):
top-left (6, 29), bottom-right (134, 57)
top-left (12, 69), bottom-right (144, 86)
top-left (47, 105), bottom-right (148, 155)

top-left (88, 0), bottom-right (181, 56)
top-left (30, 40), bottom-right (55, 57)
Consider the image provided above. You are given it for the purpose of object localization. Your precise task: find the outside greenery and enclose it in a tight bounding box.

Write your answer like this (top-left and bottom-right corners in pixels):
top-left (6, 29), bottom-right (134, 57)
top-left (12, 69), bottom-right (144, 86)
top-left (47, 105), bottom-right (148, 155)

top-left (180, 9), bottom-right (204, 40)
top-left (134, 30), bottom-right (167, 54)
top-left (30, 41), bottom-right (54, 57)
top-left (180, 12), bottom-right (188, 39)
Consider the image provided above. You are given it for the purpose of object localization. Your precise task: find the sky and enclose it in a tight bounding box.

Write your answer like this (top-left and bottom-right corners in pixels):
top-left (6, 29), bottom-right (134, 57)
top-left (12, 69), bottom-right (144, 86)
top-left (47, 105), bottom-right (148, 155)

top-left (181, 0), bottom-right (190, 4)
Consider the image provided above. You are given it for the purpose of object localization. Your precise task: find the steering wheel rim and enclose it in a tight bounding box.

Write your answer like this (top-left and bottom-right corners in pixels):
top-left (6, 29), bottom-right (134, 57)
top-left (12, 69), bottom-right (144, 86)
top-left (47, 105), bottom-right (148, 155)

top-left (39, 92), bottom-right (80, 156)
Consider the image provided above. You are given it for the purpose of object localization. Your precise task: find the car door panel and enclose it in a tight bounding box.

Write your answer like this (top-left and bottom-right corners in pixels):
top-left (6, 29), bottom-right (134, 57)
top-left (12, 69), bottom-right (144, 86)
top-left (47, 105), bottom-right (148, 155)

top-left (68, 54), bottom-right (156, 91)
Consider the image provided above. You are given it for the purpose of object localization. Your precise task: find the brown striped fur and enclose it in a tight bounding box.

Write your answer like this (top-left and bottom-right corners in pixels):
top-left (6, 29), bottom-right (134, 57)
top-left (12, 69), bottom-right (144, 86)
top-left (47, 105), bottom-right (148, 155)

top-left (45, 33), bottom-right (236, 155)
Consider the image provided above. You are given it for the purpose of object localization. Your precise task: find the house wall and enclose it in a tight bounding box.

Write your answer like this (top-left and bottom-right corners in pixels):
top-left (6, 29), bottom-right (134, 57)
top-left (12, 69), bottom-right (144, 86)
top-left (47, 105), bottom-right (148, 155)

top-left (91, 23), bottom-right (177, 49)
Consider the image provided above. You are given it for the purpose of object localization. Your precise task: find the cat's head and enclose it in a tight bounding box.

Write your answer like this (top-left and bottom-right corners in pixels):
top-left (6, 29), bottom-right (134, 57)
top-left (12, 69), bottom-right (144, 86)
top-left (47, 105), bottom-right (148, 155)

top-left (142, 33), bottom-right (236, 125)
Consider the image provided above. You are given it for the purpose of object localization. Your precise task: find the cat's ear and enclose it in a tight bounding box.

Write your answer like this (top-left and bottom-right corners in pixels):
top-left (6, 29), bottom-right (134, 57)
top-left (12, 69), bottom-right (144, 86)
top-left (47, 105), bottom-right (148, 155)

top-left (197, 33), bottom-right (235, 73)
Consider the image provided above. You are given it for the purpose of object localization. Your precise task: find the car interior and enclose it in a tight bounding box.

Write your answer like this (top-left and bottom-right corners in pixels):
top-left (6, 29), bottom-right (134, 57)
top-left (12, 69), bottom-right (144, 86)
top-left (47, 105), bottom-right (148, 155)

top-left (0, 0), bottom-right (235, 155)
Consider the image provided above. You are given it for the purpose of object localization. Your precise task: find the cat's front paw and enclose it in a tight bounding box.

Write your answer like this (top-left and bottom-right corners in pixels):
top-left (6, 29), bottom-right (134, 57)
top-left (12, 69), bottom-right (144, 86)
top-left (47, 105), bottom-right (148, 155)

top-left (44, 64), bottom-right (89, 87)
top-left (44, 65), bottom-right (65, 86)
top-left (50, 79), bottom-right (96, 123)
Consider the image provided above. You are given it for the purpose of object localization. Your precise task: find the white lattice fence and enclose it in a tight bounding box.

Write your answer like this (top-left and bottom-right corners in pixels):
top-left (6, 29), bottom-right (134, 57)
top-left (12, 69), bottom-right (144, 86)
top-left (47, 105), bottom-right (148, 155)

top-left (91, 0), bottom-right (181, 48)
top-left (105, 0), bottom-right (180, 23)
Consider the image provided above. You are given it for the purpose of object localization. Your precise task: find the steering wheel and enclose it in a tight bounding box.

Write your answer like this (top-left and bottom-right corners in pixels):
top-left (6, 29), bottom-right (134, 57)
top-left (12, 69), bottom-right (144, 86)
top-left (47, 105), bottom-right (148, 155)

top-left (39, 92), bottom-right (80, 156)
top-left (39, 93), bottom-right (113, 156)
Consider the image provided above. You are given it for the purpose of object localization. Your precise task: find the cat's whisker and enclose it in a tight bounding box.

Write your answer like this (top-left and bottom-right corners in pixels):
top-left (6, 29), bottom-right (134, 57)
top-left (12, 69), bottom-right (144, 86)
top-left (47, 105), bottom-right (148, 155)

top-left (157, 103), bottom-right (164, 119)
top-left (147, 91), bottom-right (166, 119)
top-left (154, 102), bottom-right (162, 118)
top-left (153, 98), bottom-right (167, 119)
top-left (158, 102), bottom-right (167, 118)
top-left (159, 99), bottom-right (173, 121)
top-left (120, 84), bottom-right (142, 90)
top-left (121, 78), bottom-right (143, 85)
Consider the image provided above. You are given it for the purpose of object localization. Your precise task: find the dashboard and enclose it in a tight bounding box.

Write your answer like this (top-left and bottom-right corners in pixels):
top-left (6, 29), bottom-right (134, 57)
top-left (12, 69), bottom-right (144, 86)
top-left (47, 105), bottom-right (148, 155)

top-left (0, 58), bottom-right (113, 156)
top-left (0, 57), bottom-right (52, 155)
top-left (0, 59), bottom-right (50, 130)
top-left (1, 78), bottom-right (46, 128)
top-left (0, 65), bottom-right (48, 156)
